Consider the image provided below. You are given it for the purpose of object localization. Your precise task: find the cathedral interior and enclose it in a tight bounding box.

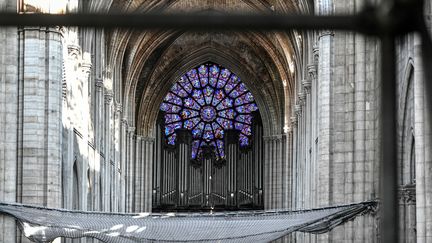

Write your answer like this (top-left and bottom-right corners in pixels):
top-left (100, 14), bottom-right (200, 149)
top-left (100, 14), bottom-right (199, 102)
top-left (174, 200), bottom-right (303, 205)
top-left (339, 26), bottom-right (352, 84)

top-left (0, 0), bottom-right (431, 242)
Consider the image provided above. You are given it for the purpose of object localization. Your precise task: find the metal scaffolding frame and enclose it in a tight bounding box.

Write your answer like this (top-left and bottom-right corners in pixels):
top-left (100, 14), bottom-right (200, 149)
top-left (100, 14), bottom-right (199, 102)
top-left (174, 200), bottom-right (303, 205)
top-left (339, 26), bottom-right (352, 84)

top-left (0, 0), bottom-right (431, 242)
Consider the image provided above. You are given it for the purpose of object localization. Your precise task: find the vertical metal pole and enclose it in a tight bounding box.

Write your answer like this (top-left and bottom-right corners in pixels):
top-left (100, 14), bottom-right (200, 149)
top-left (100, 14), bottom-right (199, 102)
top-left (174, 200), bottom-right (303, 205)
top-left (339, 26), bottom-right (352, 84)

top-left (380, 34), bottom-right (398, 243)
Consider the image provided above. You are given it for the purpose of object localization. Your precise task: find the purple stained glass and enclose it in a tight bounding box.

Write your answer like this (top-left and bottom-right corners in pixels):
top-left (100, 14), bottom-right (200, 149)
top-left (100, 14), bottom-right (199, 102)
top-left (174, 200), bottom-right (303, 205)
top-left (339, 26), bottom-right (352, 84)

top-left (212, 90), bottom-right (225, 106)
top-left (198, 65), bottom-right (208, 78)
top-left (192, 90), bottom-right (205, 106)
top-left (164, 92), bottom-right (182, 106)
top-left (224, 75), bottom-right (240, 94)
top-left (236, 114), bottom-right (253, 124)
top-left (167, 133), bottom-right (177, 145)
top-left (220, 68), bottom-right (231, 81)
top-left (210, 65), bottom-right (219, 78)
top-left (171, 83), bottom-right (188, 97)
top-left (165, 114), bottom-right (181, 124)
top-left (183, 117), bottom-right (200, 129)
top-left (184, 98), bottom-right (201, 110)
top-left (160, 103), bottom-right (182, 113)
top-left (180, 109), bottom-right (199, 119)
top-left (160, 62), bottom-right (258, 159)
top-left (201, 106), bottom-right (217, 122)
top-left (229, 83), bottom-right (248, 98)
top-left (239, 133), bottom-right (249, 146)
top-left (218, 109), bottom-right (236, 119)
top-left (203, 86), bottom-right (214, 104)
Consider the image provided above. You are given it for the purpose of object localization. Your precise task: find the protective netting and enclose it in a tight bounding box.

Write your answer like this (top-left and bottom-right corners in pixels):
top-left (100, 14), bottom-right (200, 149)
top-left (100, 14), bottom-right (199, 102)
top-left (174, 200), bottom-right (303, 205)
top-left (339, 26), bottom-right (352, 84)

top-left (0, 201), bottom-right (376, 243)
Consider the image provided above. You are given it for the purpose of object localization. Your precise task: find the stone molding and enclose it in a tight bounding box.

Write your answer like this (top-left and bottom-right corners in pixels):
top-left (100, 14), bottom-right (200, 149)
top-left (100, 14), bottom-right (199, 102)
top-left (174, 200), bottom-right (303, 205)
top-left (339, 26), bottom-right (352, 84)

top-left (398, 184), bottom-right (416, 204)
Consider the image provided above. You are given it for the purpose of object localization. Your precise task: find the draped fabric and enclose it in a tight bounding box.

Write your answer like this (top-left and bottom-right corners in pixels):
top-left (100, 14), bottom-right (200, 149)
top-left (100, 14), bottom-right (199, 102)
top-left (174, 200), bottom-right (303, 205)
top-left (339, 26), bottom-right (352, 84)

top-left (0, 201), bottom-right (376, 243)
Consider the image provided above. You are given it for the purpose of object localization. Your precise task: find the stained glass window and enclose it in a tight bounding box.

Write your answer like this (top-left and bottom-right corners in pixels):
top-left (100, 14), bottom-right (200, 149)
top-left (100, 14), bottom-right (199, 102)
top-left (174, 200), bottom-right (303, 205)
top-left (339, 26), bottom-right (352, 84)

top-left (160, 62), bottom-right (258, 160)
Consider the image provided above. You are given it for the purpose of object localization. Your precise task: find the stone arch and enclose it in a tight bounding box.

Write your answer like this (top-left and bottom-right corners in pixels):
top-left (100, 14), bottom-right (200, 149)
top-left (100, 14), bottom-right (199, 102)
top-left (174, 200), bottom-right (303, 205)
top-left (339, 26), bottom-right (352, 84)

top-left (134, 34), bottom-right (287, 138)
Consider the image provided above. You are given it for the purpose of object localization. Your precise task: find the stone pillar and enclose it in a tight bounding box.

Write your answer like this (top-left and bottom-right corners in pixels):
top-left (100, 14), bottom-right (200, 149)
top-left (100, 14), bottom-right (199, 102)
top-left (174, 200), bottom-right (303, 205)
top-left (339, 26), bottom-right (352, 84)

top-left (126, 126), bottom-right (135, 212)
top-left (0, 2), bottom-right (18, 242)
top-left (119, 119), bottom-right (128, 212)
top-left (134, 135), bottom-right (143, 211)
top-left (414, 33), bottom-right (432, 242)
top-left (143, 137), bottom-right (154, 212)
top-left (103, 92), bottom-right (113, 211)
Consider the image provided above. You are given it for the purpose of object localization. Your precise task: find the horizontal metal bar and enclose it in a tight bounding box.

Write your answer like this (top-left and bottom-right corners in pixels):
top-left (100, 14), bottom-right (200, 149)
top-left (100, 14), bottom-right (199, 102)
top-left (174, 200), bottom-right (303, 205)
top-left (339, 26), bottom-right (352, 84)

top-left (0, 12), bottom-right (373, 33)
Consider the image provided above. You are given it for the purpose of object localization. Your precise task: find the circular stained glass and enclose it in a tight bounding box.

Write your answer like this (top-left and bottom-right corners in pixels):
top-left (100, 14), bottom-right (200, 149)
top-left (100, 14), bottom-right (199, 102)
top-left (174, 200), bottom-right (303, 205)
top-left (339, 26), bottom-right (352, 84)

top-left (201, 106), bottom-right (216, 122)
top-left (160, 62), bottom-right (258, 160)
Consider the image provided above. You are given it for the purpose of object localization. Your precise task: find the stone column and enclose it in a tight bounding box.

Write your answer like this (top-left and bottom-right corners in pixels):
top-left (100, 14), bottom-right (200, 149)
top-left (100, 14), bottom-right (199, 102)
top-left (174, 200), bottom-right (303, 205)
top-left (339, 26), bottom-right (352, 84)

top-left (414, 33), bottom-right (432, 242)
top-left (0, 2), bottom-right (18, 242)
top-left (126, 126), bottom-right (135, 212)
top-left (134, 135), bottom-right (143, 211)
top-left (143, 137), bottom-right (155, 212)
top-left (119, 118), bottom-right (128, 212)
top-left (103, 92), bottom-right (113, 211)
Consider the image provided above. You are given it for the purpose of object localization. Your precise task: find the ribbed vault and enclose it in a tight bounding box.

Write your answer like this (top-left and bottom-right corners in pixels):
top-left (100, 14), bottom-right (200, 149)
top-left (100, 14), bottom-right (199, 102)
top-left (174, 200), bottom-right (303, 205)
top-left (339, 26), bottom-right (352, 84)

top-left (96, 0), bottom-right (312, 137)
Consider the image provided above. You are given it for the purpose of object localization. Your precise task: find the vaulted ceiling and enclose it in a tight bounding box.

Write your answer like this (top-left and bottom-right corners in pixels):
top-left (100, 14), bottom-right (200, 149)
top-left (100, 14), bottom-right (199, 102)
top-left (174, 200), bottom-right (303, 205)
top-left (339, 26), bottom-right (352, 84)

top-left (88, 0), bottom-right (313, 136)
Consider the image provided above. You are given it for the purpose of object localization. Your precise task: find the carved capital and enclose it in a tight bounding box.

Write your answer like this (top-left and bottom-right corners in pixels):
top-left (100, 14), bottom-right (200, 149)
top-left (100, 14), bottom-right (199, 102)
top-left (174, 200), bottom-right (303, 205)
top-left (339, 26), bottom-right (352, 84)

top-left (295, 104), bottom-right (302, 116)
top-left (67, 44), bottom-right (81, 59)
top-left (290, 116), bottom-right (298, 127)
top-left (104, 92), bottom-right (113, 104)
top-left (302, 79), bottom-right (312, 94)
top-left (95, 79), bottom-right (104, 90)
top-left (298, 91), bottom-right (306, 105)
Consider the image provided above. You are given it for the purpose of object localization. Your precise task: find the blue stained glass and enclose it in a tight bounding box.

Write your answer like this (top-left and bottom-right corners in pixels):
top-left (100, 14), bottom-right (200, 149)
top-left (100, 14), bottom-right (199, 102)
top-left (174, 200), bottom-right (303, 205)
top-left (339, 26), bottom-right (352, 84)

top-left (167, 133), bottom-right (177, 145)
top-left (212, 123), bottom-right (224, 139)
top-left (192, 122), bottom-right (205, 138)
top-left (217, 97), bottom-right (233, 110)
top-left (209, 77), bottom-right (218, 87)
top-left (212, 90), bottom-right (225, 106)
top-left (198, 65), bottom-right (208, 78)
top-left (160, 103), bottom-right (181, 113)
top-left (220, 68), bottom-right (231, 81)
top-left (171, 83), bottom-right (188, 97)
top-left (239, 133), bottom-right (249, 146)
top-left (164, 92), bottom-right (182, 106)
top-left (236, 114), bottom-right (253, 124)
top-left (216, 140), bottom-right (225, 157)
top-left (209, 65), bottom-right (220, 78)
top-left (184, 98), bottom-right (201, 110)
top-left (229, 83), bottom-right (248, 98)
top-left (165, 114), bottom-right (181, 124)
top-left (160, 62), bottom-right (258, 159)
top-left (200, 77), bottom-right (208, 87)
top-left (184, 117), bottom-right (200, 129)
top-left (203, 86), bottom-right (214, 104)
top-left (217, 118), bottom-right (234, 129)
top-left (224, 75), bottom-right (240, 94)
top-left (191, 78), bottom-right (201, 88)
top-left (235, 92), bottom-right (254, 106)
top-left (192, 90), bottom-right (206, 106)
top-left (236, 103), bottom-right (258, 113)
top-left (165, 122), bottom-right (182, 136)
top-left (187, 69), bottom-right (198, 80)
top-left (179, 76), bottom-right (193, 93)
top-left (180, 109), bottom-right (199, 119)
top-left (218, 109), bottom-right (236, 119)
top-left (192, 140), bottom-right (200, 158)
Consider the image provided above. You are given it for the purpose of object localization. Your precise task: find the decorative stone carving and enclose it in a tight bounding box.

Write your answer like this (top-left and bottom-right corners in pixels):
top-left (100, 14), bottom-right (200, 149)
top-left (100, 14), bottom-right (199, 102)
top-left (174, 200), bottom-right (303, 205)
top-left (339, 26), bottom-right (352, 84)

top-left (290, 116), bottom-right (298, 127)
top-left (295, 104), bottom-right (302, 116)
top-left (298, 91), bottom-right (306, 105)
top-left (302, 79), bottom-right (312, 94)
top-left (104, 92), bottom-right (113, 104)
top-left (398, 184), bottom-right (416, 204)
top-left (67, 44), bottom-right (81, 60)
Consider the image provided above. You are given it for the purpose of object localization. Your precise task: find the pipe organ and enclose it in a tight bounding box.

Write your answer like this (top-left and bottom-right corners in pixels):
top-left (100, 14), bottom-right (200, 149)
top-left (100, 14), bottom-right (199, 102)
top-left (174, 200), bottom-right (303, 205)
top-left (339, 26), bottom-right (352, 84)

top-left (153, 112), bottom-right (264, 211)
